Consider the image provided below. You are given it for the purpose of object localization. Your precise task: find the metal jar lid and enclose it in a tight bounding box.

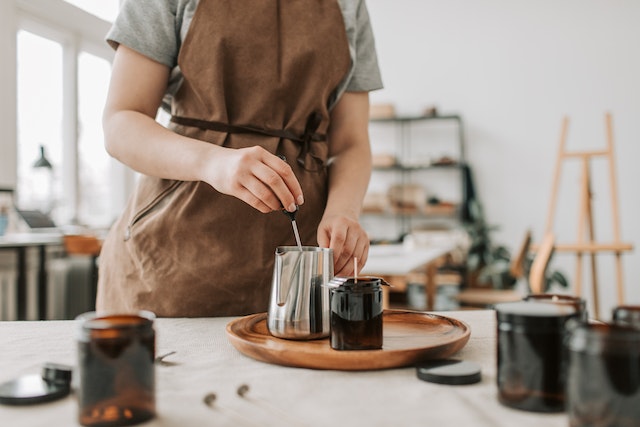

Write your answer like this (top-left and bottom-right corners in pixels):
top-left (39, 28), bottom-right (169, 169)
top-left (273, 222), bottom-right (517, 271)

top-left (327, 276), bottom-right (384, 294)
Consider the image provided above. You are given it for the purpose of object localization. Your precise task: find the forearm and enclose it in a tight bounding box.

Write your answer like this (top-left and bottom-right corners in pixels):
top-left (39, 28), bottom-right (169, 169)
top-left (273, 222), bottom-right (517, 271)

top-left (324, 91), bottom-right (372, 219)
top-left (312, 91), bottom-right (372, 272)
top-left (102, 45), bottom-right (304, 214)
top-left (325, 140), bottom-right (372, 219)
top-left (103, 109), bottom-right (218, 182)
top-left (102, 44), bottom-right (220, 183)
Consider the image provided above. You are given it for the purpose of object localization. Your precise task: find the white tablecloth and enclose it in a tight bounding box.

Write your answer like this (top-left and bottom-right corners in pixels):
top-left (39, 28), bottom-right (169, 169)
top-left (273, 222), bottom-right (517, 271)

top-left (0, 310), bottom-right (567, 427)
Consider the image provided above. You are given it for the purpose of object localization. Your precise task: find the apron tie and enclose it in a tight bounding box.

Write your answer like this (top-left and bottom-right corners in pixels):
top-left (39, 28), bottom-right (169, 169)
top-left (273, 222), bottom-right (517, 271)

top-left (170, 112), bottom-right (326, 170)
top-left (297, 112), bottom-right (324, 170)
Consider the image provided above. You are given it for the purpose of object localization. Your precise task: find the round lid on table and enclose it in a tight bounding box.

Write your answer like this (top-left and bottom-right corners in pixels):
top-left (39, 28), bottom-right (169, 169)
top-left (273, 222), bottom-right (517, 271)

top-left (416, 359), bottom-right (482, 385)
top-left (0, 373), bottom-right (70, 406)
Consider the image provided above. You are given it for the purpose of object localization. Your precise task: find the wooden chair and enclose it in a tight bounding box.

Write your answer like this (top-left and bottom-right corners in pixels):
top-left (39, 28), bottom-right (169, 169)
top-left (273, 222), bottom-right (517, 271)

top-left (528, 232), bottom-right (555, 294)
top-left (62, 234), bottom-right (102, 309)
top-left (508, 229), bottom-right (532, 280)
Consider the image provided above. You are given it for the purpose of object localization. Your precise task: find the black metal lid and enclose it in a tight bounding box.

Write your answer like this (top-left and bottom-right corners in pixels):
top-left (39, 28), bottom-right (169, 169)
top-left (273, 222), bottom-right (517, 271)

top-left (0, 376), bottom-right (70, 406)
top-left (328, 276), bottom-right (386, 293)
top-left (0, 363), bottom-right (73, 406)
top-left (42, 363), bottom-right (73, 385)
top-left (416, 359), bottom-right (482, 385)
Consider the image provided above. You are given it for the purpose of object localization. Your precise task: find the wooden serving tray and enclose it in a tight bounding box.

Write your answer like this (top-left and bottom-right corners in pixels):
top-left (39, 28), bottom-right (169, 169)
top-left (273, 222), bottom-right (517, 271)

top-left (226, 310), bottom-right (471, 371)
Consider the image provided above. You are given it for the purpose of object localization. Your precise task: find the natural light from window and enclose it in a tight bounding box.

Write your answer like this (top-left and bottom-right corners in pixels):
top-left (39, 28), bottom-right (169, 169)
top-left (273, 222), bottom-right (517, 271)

top-left (78, 52), bottom-right (113, 228)
top-left (62, 0), bottom-right (119, 22)
top-left (16, 31), bottom-right (63, 217)
top-left (15, 1), bottom-right (128, 228)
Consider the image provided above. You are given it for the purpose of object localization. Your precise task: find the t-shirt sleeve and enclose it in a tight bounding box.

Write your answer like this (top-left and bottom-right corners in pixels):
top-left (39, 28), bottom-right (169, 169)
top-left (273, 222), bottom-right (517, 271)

top-left (346, 0), bottom-right (384, 92)
top-left (106, 0), bottom-right (180, 68)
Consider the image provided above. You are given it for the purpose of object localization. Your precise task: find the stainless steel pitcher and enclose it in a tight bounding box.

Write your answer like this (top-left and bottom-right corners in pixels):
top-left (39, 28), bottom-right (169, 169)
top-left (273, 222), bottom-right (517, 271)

top-left (267, 246), bottom-right (333, 340)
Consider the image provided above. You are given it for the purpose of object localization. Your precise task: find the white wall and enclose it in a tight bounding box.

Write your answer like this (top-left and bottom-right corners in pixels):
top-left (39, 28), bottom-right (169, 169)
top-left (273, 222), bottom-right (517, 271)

top-left (367, 0), bottom-right (640, 318)
top-left (0, 1), bottom-right (17, 189)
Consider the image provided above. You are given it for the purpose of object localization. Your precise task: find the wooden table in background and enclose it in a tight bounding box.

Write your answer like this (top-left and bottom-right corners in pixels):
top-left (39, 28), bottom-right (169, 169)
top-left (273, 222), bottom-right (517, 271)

top-left (362, 243), bottom-right (455, 310)
top-left (0, 232), bottom-right (63, 320)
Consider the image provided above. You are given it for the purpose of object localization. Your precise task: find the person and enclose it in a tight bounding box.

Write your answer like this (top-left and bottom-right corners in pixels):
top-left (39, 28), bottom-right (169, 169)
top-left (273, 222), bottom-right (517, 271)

top-left (97, 0), bottom-right (383, 317)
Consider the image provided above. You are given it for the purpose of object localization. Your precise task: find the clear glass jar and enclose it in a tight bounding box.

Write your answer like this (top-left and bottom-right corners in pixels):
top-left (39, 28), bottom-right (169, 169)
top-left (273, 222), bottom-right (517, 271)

top-left (76, 311), bottom-right (156, 427)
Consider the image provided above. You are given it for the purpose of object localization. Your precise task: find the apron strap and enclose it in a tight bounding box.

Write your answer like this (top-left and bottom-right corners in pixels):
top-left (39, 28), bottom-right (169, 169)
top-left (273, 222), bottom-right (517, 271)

top-left (170, 113), bottom-right (325, 169)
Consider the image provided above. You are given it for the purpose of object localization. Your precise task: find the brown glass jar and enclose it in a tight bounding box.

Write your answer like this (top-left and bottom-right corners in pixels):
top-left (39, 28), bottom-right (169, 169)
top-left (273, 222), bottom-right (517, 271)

top-left (567, 323), bottom-right (640, 427)
top-left (495, 301), bottom-right (578, 412)
top-left (330, 277), bottom-right (383, 351)
top-left (77, 312), bottom-right (156, 427)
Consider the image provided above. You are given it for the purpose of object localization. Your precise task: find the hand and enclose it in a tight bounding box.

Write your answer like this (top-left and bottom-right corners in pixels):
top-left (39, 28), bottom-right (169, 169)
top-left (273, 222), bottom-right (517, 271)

top-left (317, 213), bottom-right (370, 277)
top-left (203, 146), bottom-right (303, 213)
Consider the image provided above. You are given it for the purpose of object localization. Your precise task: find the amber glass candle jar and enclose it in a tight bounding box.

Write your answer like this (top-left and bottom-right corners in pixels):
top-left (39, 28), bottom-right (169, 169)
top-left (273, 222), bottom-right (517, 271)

top-left (77, 312), bottom-right (156, 427)
top-left (567, 323), bottom-right (640, 426)
top-left (495, 301), bottom-right (578, 412)
top-left (330, 277), bottom-right (383, 351)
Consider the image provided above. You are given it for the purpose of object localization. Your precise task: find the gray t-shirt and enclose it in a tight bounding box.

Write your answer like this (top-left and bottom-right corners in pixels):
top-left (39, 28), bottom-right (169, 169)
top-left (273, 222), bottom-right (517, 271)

top-left (107, 0), bottom-right (384, 112)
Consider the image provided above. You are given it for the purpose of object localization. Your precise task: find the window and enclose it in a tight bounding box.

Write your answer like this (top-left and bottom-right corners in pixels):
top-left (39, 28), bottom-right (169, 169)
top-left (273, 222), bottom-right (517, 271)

top-left (62, 0), bottom-right (120, 23)
top-left (77, 52), bottom-right (112, 227)
top-left (16, 31), bottom-right (63, 216)
top-left (13, 0), bottom-right (123, 229)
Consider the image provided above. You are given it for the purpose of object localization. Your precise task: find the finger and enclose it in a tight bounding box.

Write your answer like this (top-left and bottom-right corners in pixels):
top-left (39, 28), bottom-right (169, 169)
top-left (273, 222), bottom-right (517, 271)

top-left (317, 226), bottom-right (330, 249)
top-left (263, 153), bottom-right (304, 207)
top-left (335, 232), bottom-right (369, 277)
top-left (236, 187), bottom-right (275, 213)
top-left (245, 163), bottom-right (288, 211)
top-left (333, 232), bottom-right (356, 275)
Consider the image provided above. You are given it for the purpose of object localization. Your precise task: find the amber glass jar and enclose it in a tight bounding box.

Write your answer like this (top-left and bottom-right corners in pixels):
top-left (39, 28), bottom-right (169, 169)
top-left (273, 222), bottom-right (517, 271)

top-left (567, 323), bottom-right (640, 427)
top-left (77, 312), bottom-right (156, 427)
top-left (330, 277), bottom-right (383, 350)
top-left (495, 301), bottom-right (578, 412)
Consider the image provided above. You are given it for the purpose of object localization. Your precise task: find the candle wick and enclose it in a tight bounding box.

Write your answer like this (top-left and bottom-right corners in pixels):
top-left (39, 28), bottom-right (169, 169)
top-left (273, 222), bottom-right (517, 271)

top-left (354, 257), bottom-right (358, 283)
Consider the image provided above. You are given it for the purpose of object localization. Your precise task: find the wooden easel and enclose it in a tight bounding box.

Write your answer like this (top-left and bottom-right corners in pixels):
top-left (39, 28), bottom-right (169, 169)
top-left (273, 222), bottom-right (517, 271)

top-left (544, 113), bottom-right (633, 318)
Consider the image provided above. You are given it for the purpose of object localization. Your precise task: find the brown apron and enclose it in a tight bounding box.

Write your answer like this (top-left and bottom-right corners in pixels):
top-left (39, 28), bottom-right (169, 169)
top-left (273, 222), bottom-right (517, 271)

top-left (96, 0), bottom-right (351, 317)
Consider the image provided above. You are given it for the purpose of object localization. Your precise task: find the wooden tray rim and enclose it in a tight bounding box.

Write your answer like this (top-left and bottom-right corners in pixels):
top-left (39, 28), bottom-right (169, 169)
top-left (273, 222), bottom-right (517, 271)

top-left (225, 309), bottom-right (471, 371)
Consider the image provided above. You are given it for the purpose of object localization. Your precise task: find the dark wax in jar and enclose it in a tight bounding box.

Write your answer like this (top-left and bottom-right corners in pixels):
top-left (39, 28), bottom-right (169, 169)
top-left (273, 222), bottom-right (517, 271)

top-left (77, 312), bottom-right (156, 427)
top-left (330, 277), bottom-right (383, 351)
top-left (495, 301), bottom-right (578, 413)
top-left (567, 323), bottom-right (640, 427)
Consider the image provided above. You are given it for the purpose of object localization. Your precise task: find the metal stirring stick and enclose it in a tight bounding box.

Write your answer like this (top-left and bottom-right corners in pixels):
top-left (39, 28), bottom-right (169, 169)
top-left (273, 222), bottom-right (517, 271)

top-left (277, 154), bottom-right (303, 250)
top-left (282, 207), bottom-right (302, 250)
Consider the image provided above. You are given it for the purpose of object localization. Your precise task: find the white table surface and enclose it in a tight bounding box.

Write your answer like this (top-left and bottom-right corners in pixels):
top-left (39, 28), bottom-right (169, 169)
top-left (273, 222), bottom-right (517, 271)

top-left (0, 231), bottom-right (63, 247)
top-left (362, 243), bottom-right (455, 276)
top-left (0, 310), bottom-right (568, 427)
